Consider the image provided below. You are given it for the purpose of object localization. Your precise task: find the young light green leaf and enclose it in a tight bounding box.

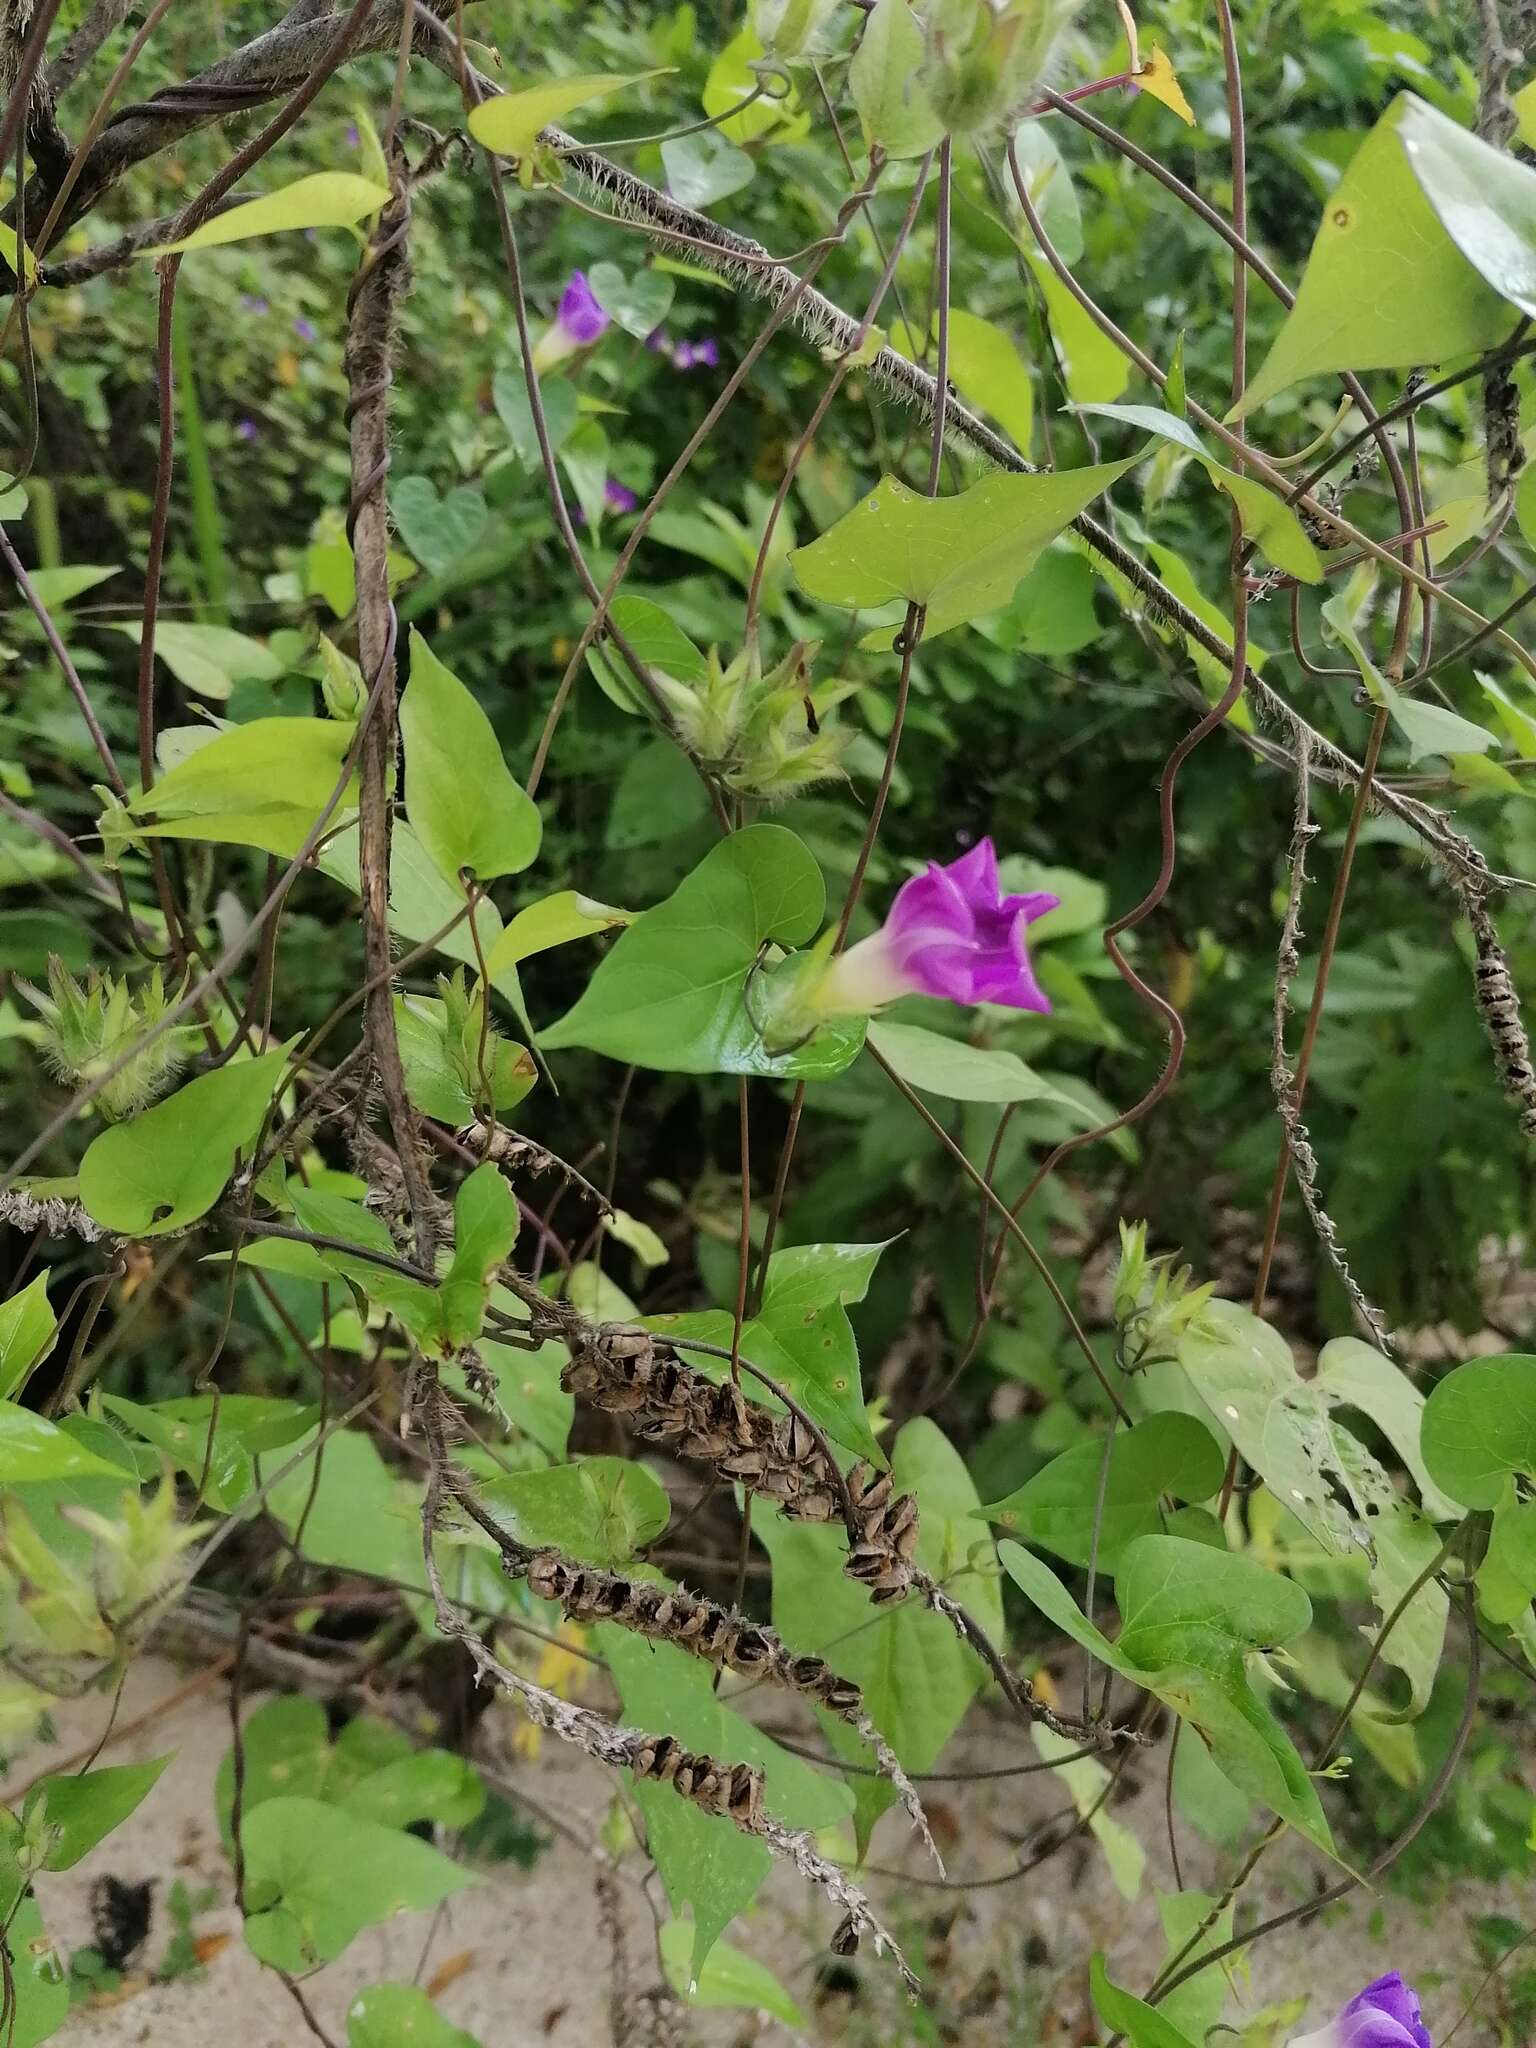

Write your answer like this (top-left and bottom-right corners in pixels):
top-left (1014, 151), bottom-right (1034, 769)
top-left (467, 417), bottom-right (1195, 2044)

top-left (849, 0), bottom-right (944, 158)
top-left (438, 1163), bottom-right (518, 1348)
top-left (978, 1411), bottom-right (1224, 1568)
top-left (110, 620), bottom-right (286, 700)
top-left (400, 629), bottom-right (541, 886)
top-left (317, 818), bottom-right (506, 976)
top-left (1030, 256), bottom-right (1130, 403)
top-left (265, 1428), bottom-right (426, 1591)
top-left (543, 825), bottom-right (862, 1077)
top-left (347, 1984), bottom-right (481, 2048)
top-left (658, 1921), bottom-right (806, 2023)
top-left (1421, 1354), bottom-right (1536, 1508)
top-left (1, 1892), bottom-right (68, 2048)
top-left (27, 1755), bottom-right (171, 1870)
top-left (1239, 96), bottom-right (1511, 416)
top-left (482, 890), bottom-right (632, 985)
top-left (0, 1403), bottom-right (122, 1482)
top-left (1075, 405), bottom-right (1321, 580)
top-left (1090, 1955), bottom-right (1200, 2048)
top-left (897, 309), bottom-right (1034, 455)
top-left (792, 461), bottom-right (1136, 645)
top-left (127, 715), bottom-right (359, 857)
top-left (478, 1456), bottom-right (669, 1565)
top-left (241, 1796), bottom-right (478, 1972)
top-left (0, 1271), bottom-right (56, 1402)
top-left (467, 70), bottom-right (669, 157)
top-left (162, 173), bottom-right (391, 252)
top-left (79, 1047), bottom-right (291, 1236)
top-left (867, 1018), bottom-right (1089, 1108)
top-left (586, 595), bottom-right (709, 714)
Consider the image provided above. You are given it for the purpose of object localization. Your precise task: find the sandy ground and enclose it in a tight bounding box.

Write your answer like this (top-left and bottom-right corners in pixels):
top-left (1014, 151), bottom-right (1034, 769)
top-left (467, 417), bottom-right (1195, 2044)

top-left (5, 1652), bottom-right (1529, 2048)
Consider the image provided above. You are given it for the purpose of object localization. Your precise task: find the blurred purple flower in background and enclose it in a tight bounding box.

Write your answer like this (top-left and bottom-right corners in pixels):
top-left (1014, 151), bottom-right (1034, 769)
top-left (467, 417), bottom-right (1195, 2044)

top-left (604, 480), bottom-right (639, 514)
top-left (1287, 1975), bottom-right (1431, 2048)
top-left (645, 327), bottom-right (721, 371)
top-left (235, 419), bottom-right (260, 443)
top-left (819, 839), bottom-right (1059, 1015)
top-left (293, 316), bottom-right (318, 343)
top-left (240, 293), bottom-right (269, 316)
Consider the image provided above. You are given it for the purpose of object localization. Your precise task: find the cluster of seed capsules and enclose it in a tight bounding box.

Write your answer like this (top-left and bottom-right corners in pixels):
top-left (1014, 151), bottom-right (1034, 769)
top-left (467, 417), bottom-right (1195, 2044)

top-left (626, 1731), bottom-right (765, 1831)
top-left (560, 1325), bottom-right (920, 1603)
top-left (525, 1551), bottom-right (865, 1720)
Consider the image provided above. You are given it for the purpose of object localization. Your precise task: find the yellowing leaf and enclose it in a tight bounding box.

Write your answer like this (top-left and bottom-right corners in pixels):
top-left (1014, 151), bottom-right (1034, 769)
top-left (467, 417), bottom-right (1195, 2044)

top-left (1136, 47), bottom-right (1194, 126)
top-left (0, 221), bottom-right (38, 288)
top-left (467, 70), bottom-right (668, 157)
top-left (161, 173), bottom-right (391, 252)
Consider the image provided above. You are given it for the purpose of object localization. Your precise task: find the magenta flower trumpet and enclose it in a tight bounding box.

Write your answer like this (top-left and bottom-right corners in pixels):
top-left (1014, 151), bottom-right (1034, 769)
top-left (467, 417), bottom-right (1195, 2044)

top-left (532, 270), bottom-right (610, 371)
top-left (822, 839), bottom-right (1059, 1016)
top-left (1288, 1975), bottom-right (1431, 2048)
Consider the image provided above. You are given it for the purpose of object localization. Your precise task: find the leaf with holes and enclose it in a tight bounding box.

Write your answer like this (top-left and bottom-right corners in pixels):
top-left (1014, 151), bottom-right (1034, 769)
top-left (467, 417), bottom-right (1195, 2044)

top-left (1178, 1303), bottom-right (1447, 1716)
top-left (1239, 96), bottom-right (1512, 416)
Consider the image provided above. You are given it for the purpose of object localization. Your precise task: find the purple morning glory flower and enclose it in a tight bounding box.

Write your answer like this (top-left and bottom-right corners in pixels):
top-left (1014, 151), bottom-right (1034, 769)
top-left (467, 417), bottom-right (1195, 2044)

top-left (1288, 1975), bottom-right (1431, 2048)
top-left (557, 270), bottom-right (609, 346)
top-left (604, 479), bottom-right (638, 513)
top-left (821, 839), bottom-right (1060, 1015)
top-left (293, 316), bottom-right (318, 343)
top-left (682, 336), bottom-right (720, 370)
top-left (235, 418), bottom-right (260, 443)
top-left (533, 270), bottom-right (611, 372)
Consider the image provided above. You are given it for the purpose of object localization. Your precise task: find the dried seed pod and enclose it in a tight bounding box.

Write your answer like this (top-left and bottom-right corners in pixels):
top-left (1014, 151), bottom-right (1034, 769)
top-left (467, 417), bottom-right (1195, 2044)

top-left (830, 1913), bottom-right (860, 1957)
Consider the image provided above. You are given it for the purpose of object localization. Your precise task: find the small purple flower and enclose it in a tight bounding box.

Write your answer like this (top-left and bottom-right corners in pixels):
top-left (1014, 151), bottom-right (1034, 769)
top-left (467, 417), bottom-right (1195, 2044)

top-left (533, 270), bottom-right (611, 372)
top-left (1288, 1975), bottom-right (1431, 2048)
top-left (680, 336), bottom-right (720, 370)
top-left (240, 292), bottom-right (269, 316)
top-left (557, 270), bottom-right (609, 346)
top-left (604, 479), bottom-right (638, 514)
top-left (645, 326), bottom-right (670, 353)
top-left (293, 316), bottom-right (318, 344)
top-left (235, 418), bottom-right (260, 443)
top-left (346, 122), bottom-right (360, 146)
top-left (821, 839), bottom-right (1060, 1015)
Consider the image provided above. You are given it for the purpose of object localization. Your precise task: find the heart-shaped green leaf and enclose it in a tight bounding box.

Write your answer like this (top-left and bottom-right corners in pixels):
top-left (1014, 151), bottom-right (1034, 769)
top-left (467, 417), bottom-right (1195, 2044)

top-left (391, 476), bottom-right (489, 578)
top-left (792, 461), bottom-right (1136, 644)
top-left (542, 825), bottom-right (863, 1076)
top-left (587, 261), bottom-right (675, 340)
top-left (80, 1048), bottom-right (292, 1236)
